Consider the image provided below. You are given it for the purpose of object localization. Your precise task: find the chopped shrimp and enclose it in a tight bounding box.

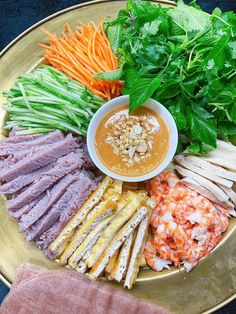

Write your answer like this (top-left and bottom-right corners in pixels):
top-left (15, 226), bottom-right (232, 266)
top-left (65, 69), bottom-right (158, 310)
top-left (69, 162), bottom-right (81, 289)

top-left (145, 171), bottom-right (229, 272)
top-left (144, 238), bottom-right (172, 271)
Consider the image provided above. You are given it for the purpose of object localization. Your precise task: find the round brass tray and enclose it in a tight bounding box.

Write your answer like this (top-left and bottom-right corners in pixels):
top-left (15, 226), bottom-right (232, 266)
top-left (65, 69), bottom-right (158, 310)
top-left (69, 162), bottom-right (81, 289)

top-left (0, 1), bottom-right (235, 313)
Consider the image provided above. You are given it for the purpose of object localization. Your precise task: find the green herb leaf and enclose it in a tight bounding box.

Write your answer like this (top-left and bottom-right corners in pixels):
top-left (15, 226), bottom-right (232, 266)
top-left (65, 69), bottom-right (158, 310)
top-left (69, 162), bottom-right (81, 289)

top-left (106, 23), bottom-right (122, 54)
top-left (189, 111), bottom-right (217, 152)
top-left (191, 103), bottom-right (214, 119)
top-left (140, 20), bottom-right (161, 37)
top-left (203, 35), bottom-right (229, 69)
top-left (129, 76), bottom-right (161, 112)
top-left (93, 68), bottom-right (123, 81)
top-left (169, 0), bottom-right (211, 33)
top-left (229, 41), bottom-right (236, 59)
top-left (187, 143), bottom-right (200, 154)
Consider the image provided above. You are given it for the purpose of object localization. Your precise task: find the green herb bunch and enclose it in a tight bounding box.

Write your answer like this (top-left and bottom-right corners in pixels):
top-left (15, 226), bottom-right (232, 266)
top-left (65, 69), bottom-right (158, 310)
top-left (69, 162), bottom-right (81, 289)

top-left (105, 0), bottom-right (236, 154)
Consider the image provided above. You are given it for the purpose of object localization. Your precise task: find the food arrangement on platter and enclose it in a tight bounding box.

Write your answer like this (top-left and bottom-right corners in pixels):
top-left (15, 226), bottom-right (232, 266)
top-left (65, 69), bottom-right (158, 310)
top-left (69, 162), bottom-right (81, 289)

top-left (0, 0), bottom-right (236, 292)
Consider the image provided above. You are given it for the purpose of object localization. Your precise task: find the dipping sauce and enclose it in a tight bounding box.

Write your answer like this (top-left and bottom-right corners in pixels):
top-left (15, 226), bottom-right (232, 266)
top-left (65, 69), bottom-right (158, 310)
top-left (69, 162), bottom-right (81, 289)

top-left (95, 105), bottom-right (169, 177)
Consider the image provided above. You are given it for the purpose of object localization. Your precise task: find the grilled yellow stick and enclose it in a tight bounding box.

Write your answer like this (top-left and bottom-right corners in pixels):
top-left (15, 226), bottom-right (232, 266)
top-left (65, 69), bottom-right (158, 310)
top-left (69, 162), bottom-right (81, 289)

top-left (60, 199), bottom-right (116, 265)
top-left (89, 206), bottom-right (148, 279)
top-left (86, 192), bottom-right (146, 268)
top-left (124, 198), bottom-right (156, 289)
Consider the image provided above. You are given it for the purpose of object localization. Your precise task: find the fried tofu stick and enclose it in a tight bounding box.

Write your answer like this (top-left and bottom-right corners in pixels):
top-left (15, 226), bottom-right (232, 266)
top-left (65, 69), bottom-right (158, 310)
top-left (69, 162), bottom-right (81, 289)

top-left (75, 260), bottom-right (88, 274)
top-left (82, 192), bottom-right (135, 264)
top-left (103, 180), bottom-right (123, 202)
top-left (86, 192), bottom-right (146, 268)
top-left (67, 216), bottom-right (112, 268)
top-left (124, 198), bottom-right (156, 289)
top-left (49, 176), bottom-right (113, 254)
top-left (60, 199), bottom-right (116, 265)
top-left (110, 231), bottom-right (135, 282)
top-left (105, 249), bottom-right (120, 274)
top-left (89, 206), bottom-right (148, 279)
top-left (140, 254), bottom-right (147, 268)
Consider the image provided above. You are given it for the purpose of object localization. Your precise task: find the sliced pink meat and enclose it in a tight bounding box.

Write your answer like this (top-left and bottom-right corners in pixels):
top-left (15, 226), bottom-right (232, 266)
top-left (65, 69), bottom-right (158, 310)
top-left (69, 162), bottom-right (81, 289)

top-left (0, 134), bottom-right (77, 182)
top-left (7, 150), bottom-right (83, 211)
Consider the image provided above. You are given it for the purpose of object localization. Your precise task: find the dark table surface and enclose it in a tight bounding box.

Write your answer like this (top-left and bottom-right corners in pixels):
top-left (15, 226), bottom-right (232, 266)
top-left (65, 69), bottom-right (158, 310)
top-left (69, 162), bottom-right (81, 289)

top-left (0, 0), bottom-right (236, 313)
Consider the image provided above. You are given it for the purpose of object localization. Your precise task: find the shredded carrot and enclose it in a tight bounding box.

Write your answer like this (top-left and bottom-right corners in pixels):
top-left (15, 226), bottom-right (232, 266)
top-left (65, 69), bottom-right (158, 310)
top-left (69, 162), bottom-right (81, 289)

top-left (41, 17), bottom-right (123, 101)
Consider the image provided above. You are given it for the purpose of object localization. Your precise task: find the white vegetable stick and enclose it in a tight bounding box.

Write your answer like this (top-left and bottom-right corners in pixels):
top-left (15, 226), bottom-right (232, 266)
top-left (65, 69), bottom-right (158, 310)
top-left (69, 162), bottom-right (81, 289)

top-left (175, 165), bottom-right (229, 203)
top-left (175, 155), bottom-right (233, 188)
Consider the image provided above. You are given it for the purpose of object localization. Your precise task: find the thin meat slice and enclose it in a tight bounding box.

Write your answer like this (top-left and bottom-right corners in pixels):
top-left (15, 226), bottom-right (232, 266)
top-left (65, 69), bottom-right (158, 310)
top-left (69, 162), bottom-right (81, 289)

top-left (7, 151), bottom-right (84, 211)
top-left (0, 134), bottom-right (77, 182)
top-left (37, 185), bottom-right (95, 250)
top-left (80, 143), bottom-right (96, 170)
top-left (26, 173), bottom-right (95, 242)
top-left (180, 177), bottom-right (235, 212)
top-left (3, 132), bottom-right (43, 143)
top-left (0, 130), bottom-right (64, 155)
top-left (175, 155), bottom-right (233, 188)
top-left (218, 184), bottom-right (236, 205)
top-left (9, 194), bottom-right (45, 221)
top-left (19, 173), bottom-right (79, 231)
top-left (202, 150), bottom-right (236, 171)
top-left (217, 140), bottom-right (236, 153)
top-left (175, 165), bottom-right (230, 203)
top-left (180, 155), bottom-right (236, 182)
top-left (0, 147), bottom-right (45, 169)
top-left (0, 163), bottom-right (52, 195)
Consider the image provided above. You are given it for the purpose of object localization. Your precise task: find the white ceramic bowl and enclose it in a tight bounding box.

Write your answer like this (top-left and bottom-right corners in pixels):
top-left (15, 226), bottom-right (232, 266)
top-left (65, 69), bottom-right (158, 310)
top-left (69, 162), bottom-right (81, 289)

top-left (87, 95), bottom-right (178, 182)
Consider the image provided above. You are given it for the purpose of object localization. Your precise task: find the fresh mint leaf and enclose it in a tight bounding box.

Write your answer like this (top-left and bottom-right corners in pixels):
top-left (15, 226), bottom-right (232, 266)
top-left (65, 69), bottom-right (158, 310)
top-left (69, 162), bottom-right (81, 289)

top-left (106, 23), bottom-right (122, 54)
top-left (93, 68), bottom-right (123, 81)
top-left (129, 76), bottom-right (161, 112)
top-left (169, 107), bottom-right (187, 131)
top-left (169, 0), bottom-right (211, 33)
top-left (122, 68), bottom-right (139, 95)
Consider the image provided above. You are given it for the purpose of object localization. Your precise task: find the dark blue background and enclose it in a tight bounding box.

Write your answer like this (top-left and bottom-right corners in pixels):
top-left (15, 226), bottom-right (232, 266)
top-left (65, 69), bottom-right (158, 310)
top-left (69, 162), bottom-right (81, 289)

top-left (0, 0), bottom-right (236, 313)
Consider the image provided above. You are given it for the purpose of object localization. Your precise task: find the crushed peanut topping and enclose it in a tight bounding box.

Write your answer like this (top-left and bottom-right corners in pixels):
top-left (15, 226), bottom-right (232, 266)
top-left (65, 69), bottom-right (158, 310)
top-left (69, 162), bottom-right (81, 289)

top-left (106, 114), bottom-right (159, 166)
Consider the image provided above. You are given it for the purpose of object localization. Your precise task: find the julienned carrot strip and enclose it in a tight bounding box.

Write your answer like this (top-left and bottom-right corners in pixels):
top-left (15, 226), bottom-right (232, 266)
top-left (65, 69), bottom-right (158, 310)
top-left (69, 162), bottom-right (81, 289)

top-left (41, 18), bottom-right (123, 100)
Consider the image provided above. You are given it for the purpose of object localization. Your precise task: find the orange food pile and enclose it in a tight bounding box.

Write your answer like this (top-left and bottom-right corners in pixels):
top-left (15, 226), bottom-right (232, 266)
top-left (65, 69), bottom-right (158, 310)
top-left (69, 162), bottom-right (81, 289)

top-left (41, 18), bottom-right (123, 100)
top-left (144, 172), bottom-right (229, 272)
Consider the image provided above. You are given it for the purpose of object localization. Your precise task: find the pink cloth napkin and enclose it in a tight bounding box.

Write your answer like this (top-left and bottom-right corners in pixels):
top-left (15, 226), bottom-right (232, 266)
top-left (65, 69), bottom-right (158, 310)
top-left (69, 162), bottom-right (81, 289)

top-left (0, 263), bottom-right (172, 314)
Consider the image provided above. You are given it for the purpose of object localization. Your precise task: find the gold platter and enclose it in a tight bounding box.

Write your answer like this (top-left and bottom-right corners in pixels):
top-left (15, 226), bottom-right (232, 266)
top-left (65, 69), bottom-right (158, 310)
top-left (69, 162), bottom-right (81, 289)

top-left (0, 1), bottom-right (235, 313)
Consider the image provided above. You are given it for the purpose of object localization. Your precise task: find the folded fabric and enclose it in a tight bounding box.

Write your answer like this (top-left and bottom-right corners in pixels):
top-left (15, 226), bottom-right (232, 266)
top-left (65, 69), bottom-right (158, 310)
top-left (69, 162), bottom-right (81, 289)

top-left (0, 263), bottom-right (172, 314)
